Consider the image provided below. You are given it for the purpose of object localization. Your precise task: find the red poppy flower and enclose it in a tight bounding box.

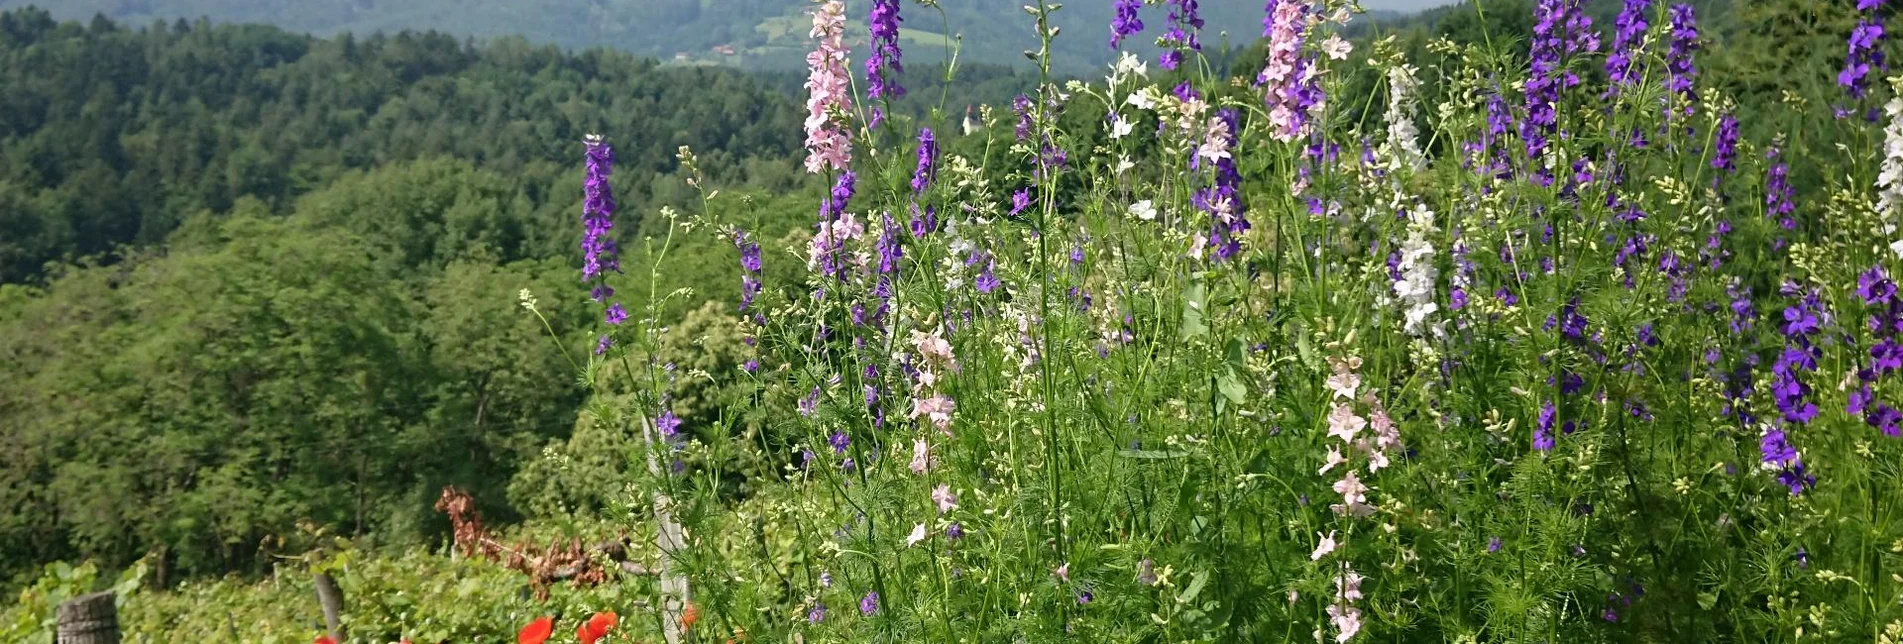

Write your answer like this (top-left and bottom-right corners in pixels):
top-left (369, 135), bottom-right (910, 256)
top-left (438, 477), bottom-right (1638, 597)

top-left (518, 616), bottom-right (554, 644)
top-left (577, 610), bottom-right (617, 644)
top-left (681, 603), bottom-right (700, 631)
top-left (315, 637), bottom-right (338, 644)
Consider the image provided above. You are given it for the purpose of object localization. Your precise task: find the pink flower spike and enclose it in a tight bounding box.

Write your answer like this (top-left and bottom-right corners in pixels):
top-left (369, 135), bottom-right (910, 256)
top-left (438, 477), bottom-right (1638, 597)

top-left (932, 484), bottom-right (958, 514)
top-left (1311, 530), bottom-right (1338, 561)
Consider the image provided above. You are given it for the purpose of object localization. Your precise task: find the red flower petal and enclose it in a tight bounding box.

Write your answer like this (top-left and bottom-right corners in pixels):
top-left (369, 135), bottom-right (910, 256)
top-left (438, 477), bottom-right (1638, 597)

top-left (587, 610), bottom-right (619, 637)
top-left (518, 616), bottom-right (554, 644)
top-left (315, 637), bottom-right (338, 644)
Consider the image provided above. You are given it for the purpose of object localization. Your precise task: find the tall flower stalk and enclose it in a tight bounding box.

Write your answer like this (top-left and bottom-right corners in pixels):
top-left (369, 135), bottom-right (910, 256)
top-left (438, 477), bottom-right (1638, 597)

top-left (866, 0), bottom-right (904, 127)
top-left (804, 0), bottom-right (853, 173)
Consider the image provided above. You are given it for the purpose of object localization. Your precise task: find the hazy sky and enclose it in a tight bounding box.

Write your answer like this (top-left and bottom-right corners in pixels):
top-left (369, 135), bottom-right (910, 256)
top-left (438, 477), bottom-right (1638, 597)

top-left (1363, 0), bottom-right (1460, 10)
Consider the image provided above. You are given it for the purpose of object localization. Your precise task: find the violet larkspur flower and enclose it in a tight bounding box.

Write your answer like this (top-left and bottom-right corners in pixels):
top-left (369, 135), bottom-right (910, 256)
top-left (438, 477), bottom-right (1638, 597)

top-left (875, 213), bottom-right (903, 274)
top-left (581, 135), bottom-right (622, 286)
top-left (911, 127), bottom-right (937, 194)
top-left (1157, 0), bottom-right (1204, 71)
top-left (736, 230), bottom-right (763, 311)
top-left (1196, 108), bottom-right (1249, 260)
top-left (580, 136), bottom-right (627, 325)
top-left (799, 386), bottom-right (821, 417)
top-left (1534, 399), bottom-right (1558, 451)
top-left (859, 591), bottom-right (880, 616)
top-left (1522, 0), bottom-right (1598, 185)
top-left (1711, 113), bottom-right (1740, 174)
top-left (1012, 94), bottom-right (1034, 142)
top-left (1604, 0), bottom-right (1651, 95)
top-left (1110, 0), bottom-right (1144, 49)
top-left (807, 602), bottom-right (827, 624)
top-left (812, 171), bottom-right (859, 279)
top-left (656, 408), bottom-right (682, 438)
top-left (975, 262), bottom-right (1001, 294)
top-left (1860, 266), bottom-right (1898, 305)
top-left (865, 0), bottom-right (904, 127)
top-left (1664, 4), bottom-right (1699, 116)
top-left (1842, 2), bottom-right (1888, 99)
top-left (1765, 146), bottom-right (1796, 237)
top-left (1010, 188), bottom-right (1033, 217)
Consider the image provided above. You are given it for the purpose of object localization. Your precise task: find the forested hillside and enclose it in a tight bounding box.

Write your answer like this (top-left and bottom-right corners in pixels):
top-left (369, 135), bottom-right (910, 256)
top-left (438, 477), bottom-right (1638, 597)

top-left (12, 0), bottom-right (1903, 640)
top-left (0, 0), bottom-right (1269, 72)
top-left (0, 7), bottom-right (821, 587)
top-left (0, 5), bottom-right (1050, 590)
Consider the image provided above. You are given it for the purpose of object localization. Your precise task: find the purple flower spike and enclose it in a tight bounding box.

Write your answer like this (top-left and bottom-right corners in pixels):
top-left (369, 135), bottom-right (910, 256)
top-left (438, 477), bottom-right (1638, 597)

top-left (1111, 0), bottom-right (1144, 49)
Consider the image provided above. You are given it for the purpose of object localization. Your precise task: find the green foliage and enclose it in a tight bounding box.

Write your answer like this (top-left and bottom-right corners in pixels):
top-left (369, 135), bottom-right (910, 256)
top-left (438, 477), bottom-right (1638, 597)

top-left (3, 0), bottom-right (1268, 73)
top-left (0, 209), bottom-right (596, 586)
top-left (0, 8), bottom-right (805, 284)
top-left (1, 559), bottom-right (145, 644)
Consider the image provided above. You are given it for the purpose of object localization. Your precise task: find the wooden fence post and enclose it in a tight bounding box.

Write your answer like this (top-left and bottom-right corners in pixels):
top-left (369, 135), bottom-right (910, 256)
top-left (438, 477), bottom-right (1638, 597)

top-left (641, 413), bottom-right (689, 644)
top-left (313, 572), bottom-right (345, 642)
top-left (55, 591), bottom-right (118, 644)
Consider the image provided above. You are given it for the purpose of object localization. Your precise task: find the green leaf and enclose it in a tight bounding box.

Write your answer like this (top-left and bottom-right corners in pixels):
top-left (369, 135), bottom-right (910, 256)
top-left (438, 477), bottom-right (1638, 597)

top-left (1217, 368), bottom-right (1247, 405)
top-left (1176, 570), bottom-right (1209, 605)
top-left (1296, 333), bottom-right (1320, 370)
top-left (1180, 281), bottom-right (1208, 339)
top-left (1117, 449), bottom-right (1190, 459)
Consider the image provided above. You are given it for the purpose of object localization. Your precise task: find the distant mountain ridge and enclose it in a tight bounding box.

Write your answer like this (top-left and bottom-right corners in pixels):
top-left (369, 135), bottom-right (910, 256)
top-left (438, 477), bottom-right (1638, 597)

top-left (1, 0), bottom-right (1300, 72)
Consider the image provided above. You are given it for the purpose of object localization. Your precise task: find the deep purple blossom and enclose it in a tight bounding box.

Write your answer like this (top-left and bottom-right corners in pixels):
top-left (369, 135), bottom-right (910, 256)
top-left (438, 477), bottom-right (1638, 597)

top-left (1535, 399), bottom-right (1558, 451)
top-left (736, 230), bottom-right (763, 311)
top-left (1860, 266), bottom-right (1898, 305)
top-left (909, 202), bottom-right (937, 238)
top-left (815, 172), bottom-right (858, 280)
top-left (1712, 113), bottom-right (1739, 174)
top-left (860, 591), bottom-right (880, 616)
top-left (975, 262), bottom-right (1001, 294)
top-left (1765, 147), bottom-right (1796, 236)
top-left (1111, 0), bottom-right (1145, 49)
top-left (1604, 0), bottom-right (1651, 94)
top-left (1841, 2), bottom-right (1888, 99)
top-left (912, 127), bottom-right (937, 194)
top-left (866, 0), bottom-right (905, 115)
top-left (876, 213), bottom-right (903, 274)
top-left (1013, 95), bottom-right (1034, 142)
top-left (582, 135), bottom-right (622, 285)
top-left (1158, 0), bottom-right (1204, 70)
top-left (1196, 108), bottom-right (1249, 260)
top-left (1522, 0), bottom-right (1598, 184)
top-left (1665, 4), bottom-right (1699, 115)
top-left (581, 136), bottom-right (627, 326)
top-left (656, 408), bottom-right (682, 438)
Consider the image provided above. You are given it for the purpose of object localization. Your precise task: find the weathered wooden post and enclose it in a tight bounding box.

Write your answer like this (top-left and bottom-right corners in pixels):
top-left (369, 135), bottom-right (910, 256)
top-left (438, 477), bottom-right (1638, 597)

top-left (313, 572), bottom-right (345, 642)
top-left (55, 591), bottom-right (118, 644)
top-left (641, 413), bottom-right (690, 644)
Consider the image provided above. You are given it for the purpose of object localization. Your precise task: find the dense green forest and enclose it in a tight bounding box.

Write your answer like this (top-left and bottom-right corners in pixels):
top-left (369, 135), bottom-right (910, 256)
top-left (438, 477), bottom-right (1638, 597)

top-left (0, 0), bottom-right (1274, 72)
top-left (0, 0), bottom-right (1861, 601)
top-left (0, 6), bottom-right (1051, 590)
